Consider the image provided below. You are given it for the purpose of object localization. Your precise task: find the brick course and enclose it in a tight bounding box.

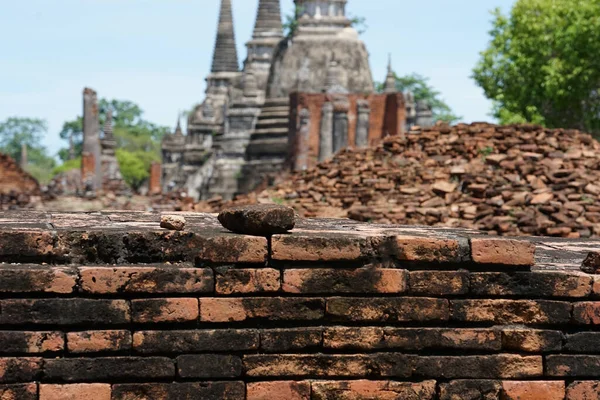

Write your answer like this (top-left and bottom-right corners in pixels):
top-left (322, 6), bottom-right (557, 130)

top-left (0, 211), bottom-right (600, 398)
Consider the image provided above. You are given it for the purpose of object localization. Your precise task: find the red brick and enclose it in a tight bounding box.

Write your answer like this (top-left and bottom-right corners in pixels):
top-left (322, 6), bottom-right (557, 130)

top-left (566, 381), bottom-right (600, 399)
top-left (112, 382), bottom-right (244, 399)
top-left (0, 266), bottom-right (76, 294)
top-left (471, 238), bottom-right (535, 266)
top-left (414, 355), bottom-right (543, 379)
top-left (409, 271), bottom-right (469, 295)
top-left (471, 271), bottom-right (592, 298)
top-left (311, 380), bottom-right (437, 400)
top-left (0, 331), bottom-right (63, 353)
top-left (326, 297), bottom-right (449, 322)
top-left (323, 327), bottom-right (500, 351)
top-left (271, 235), bottom-right (363, 261)
top-left (394, 236), bottom-right (461, 262)
top-left (502, 381), bottom-right (565, 400)
top-left (216, 268), bottom-right (280, 294)
top-left (199, 298), bottom-right (324, 323)
top-left (79, 266), bottom-right (213, 294)
top-left (133, 329), bottom-right (259, 353)
top-left (573, 302), bottom-right (600, 324)
top-left (283, 268), bottom-right (406, 294)
top-left (0, 383), bottom-right (37, 400)
top-left (132, 298), bottom-right (198, 323)
top-left (40, 384), bottom-right (111, 400)
top-left (67, 330), bottom-right (132, 353)
top-left (451, 300), bottom-right (571, 324)
top-left (247, 381), bottom-right (311, 400)
top-left (501, 329), bottom-right (563, 353)
top-left (593, 276), bottom-right (600, 295)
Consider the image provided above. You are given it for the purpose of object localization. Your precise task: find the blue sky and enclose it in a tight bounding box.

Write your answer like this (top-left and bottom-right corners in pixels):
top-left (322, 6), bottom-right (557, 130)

top-left (0, 0), bottom-right (515, 156)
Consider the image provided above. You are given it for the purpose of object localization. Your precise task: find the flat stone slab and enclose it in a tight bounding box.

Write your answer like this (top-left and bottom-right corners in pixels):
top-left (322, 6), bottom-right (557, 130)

top-left (218, 205), bottom-right (295, 236)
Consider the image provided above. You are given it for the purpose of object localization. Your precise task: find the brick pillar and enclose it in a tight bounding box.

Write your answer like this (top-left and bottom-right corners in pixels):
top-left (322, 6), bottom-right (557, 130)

top-left (332, 97), bottom-right (350, 154)
top-left (319, 102), bottom-right (333, 162)
top-left (81, 152), bottom-right (96, 191)
top-left (82, 88), bottom-right (102, 190)
top-left (149, 162), bottom-right (162, 195)
top-left (355, 99), bottom-right (370, 147)
top-left (293, 108), bottom-right (311, 171)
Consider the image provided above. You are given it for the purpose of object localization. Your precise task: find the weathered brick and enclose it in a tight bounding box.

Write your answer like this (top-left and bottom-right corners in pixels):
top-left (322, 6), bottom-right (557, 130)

top-left (0, 331), bottom-right (63, 354)
top-left (196, 235), bottom-right (268, 264)
top-left (0, 231), bottom-right (56, 260)
top-left (0, 383), bottom-right (37, 400)
top-left (471, 237), bottom-right (535, 266)
top-left (326, 297), bottom-right (449, 322)
top-left (564, 332), bottom-right (600, 353)
top-left (271, 235), bottom-right (363, 261)
top-left (199, 298), bottom-right (324, 323)
top-left (0, 266), bottom-right (76, 294)
top-left (0, 357), bottom-right (42, 383)
top-left (501, 381), bottom-right (565, 400)
top-left (439, 380), bottom-right (501, 400)
top-left (414, 355), bottom-right (543, 379)
top-left (79, 266), bottom-right (213, 294)
top-left (451, 300), bottom-right (572, 324)
top-left (323, 327), bottom-right (500, 351)
top-left (43, 357), bottom-right (174, 382)
top-left (39, 384), bottom-right (111, 400)
top-left (502, 329), bottom-right (563, 353)
top-left (311, 380), bottom-right (437, 400)
top-left (216, 268), bottom-right (280, 294)
top-left (409, 271), bottom-right (469, 295)
top-left (566, 381), bottom-right (600, 399)
top-left (471, 271), bottom-right (592, 298)
top-left (243, 354), bottom-right (413, 378)
top-left (283, 268), bottom-right (407, 294)
top-left (66, 330), bottom-right (132, 354)
top-left (393, 235), bottom-right (462, 262)
top-left (247, 381), bottom-right (311, 400)
top-left (177, 355), bottom-right (242, 378)
top-left (131, 298), bottom-right (198, 323)
top-left (261, 328), bottom-right (322, 353)
top-left (0, 299), bottom-right (130, 326)
top-left (593, 276), bottom-right (600, 295)
top-left (573, 302), bottom-right (600, 324)
top-left (133, 329), bottom-right (259, 353)
top-left (547, 355), bottom-right (600, 377)
top-left (112, 382), bottom-right (245, 400)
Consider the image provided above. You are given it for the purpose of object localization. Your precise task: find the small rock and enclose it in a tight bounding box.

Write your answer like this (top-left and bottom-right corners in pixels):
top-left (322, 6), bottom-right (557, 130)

top-left (581, 251), bottom-right (600, 274)
top-left (160, 215), bottom-right (186, 231)
top-left (218, 204), bottom-right (295, 236)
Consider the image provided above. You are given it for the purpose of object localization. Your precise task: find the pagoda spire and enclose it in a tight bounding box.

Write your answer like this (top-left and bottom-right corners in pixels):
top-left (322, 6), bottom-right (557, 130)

top-left (211, 0), bottom-right (239, 73)
top-left (384, 54), bottom-right (397, 93)
top-left (253, 0), bottom-right (283, 38)
top-left (174, 116), bottom-right (183, 137)
top-left (103, 110), bottom-right (114, 140)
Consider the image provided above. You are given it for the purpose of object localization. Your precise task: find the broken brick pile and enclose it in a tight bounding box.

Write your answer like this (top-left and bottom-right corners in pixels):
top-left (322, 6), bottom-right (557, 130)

top-left (1, 211), bottom-right (600, 398)
top-left (0, 153), bottom-right (40, 210)
top-left (198, 123), bottom-right (600, 238)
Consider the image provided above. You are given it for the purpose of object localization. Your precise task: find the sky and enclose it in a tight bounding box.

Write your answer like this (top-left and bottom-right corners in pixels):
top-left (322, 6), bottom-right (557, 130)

top-left (0, 0), bottom-right (515, 157)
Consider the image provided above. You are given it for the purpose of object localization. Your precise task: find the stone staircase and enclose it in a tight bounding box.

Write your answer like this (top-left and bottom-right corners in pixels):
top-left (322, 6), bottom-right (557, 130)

top-left (245, 98), bottom-right (290, 158)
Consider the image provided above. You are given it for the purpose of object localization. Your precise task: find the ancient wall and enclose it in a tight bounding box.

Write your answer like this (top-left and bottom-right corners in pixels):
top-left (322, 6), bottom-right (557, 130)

top-left (0, 153), bottom-right (39, 195)
top-left (288, 92), bottom-right (405, 170)
top-left (1, 211), bottom-right (600, 399)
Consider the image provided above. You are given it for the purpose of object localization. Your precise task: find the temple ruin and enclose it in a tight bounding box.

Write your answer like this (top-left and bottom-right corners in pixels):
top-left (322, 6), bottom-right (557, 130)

top-left (161, 0), bottom-right (434, 200)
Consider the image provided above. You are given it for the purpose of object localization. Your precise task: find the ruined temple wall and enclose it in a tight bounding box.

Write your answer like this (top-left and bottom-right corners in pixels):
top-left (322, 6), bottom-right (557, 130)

top-left (289, 92), bottom-right (405, 169)
top-left (0, 153), bottom-right (39, 195)
top-left (0, 213), bottom-right (600, 398)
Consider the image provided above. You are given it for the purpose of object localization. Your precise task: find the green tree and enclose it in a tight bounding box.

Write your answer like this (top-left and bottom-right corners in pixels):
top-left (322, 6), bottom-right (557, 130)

top-left (0, 117), bottom-right (57, 183)
top-left (57, 99), bottom-right (169, 190)
top-left (377, 73), bottom-right (462, 124)
top-left (473, 0), bottom-right (600, 133)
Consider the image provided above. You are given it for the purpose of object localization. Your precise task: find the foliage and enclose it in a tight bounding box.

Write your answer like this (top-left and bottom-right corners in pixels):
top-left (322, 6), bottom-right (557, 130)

top-left (116, 149), bottom-right (159, 191)
top-left (377, 73), bottom-right (462, 124)
top-left (473, 0), bottom-right (600, 134)
top-left (52, 157), bottom-right (81, 175)
top-left (58, 98), bottom-right (169, 191)
top-left (0, 117), bottom-right (57, 183)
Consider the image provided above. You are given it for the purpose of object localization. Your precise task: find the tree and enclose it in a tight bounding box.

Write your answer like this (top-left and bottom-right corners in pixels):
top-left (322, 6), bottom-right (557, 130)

top-left (473, 0), bottom-right (600, 133)
top-left (377, 73), bottom-right (462, 124)
top-left (56, 99), bottom-right (169, 190)
top-left (0, 117), bottom-right (57, 183)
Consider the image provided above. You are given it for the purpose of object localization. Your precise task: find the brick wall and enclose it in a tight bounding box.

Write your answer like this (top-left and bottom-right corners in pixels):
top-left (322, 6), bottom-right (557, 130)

top-left (289, 92), bottom-right (405, 170)
top-left (1, 211), bottom-right (600, 399)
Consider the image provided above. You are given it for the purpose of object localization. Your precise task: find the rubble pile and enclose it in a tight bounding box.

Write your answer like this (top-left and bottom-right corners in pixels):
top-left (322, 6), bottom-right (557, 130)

top-left (198, 123), bottom-right (600, 237)
top-left (0, 153), bottom-right (41, 210)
